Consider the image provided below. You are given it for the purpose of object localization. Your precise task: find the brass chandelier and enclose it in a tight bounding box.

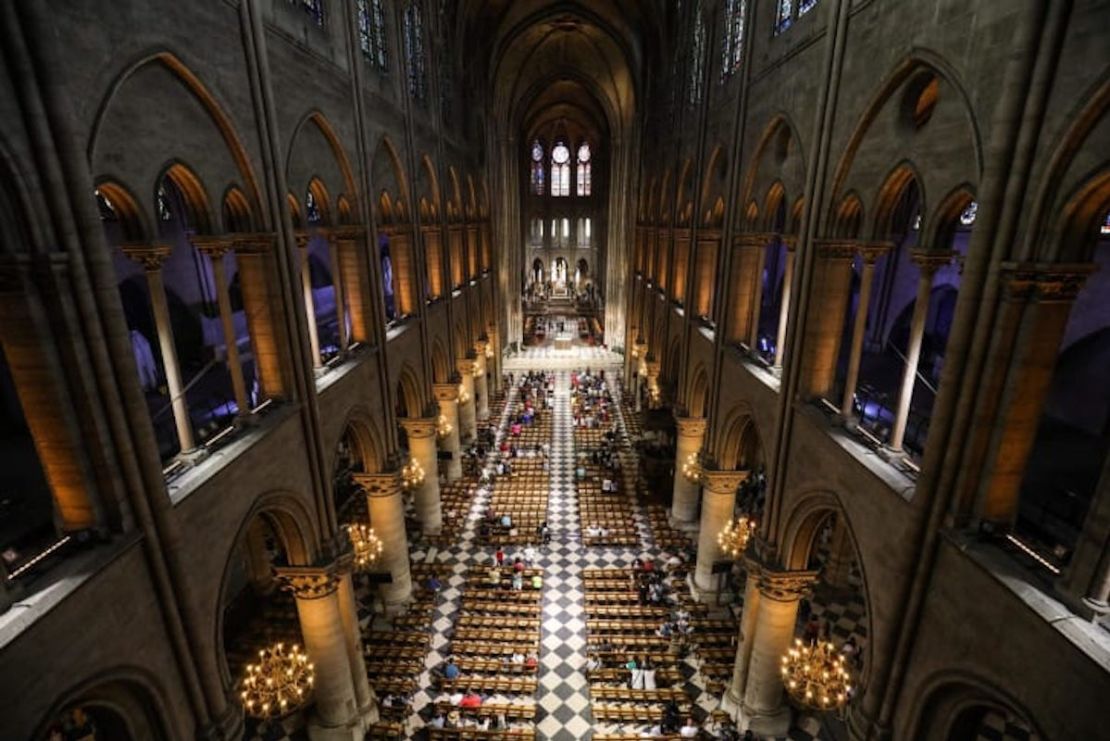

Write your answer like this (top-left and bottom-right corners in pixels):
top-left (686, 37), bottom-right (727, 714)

top-left (436, 413), bottom-right (453, 439)
top-left (681, 451), bottom-right (703, 485)
top-left (238, 642), bottom-right (315, 719)
top-left (780, 638), bottom-right (853, 711)
top-left (717, 515), bottom-right (757, 558)
top-left (346, 522), bottom-right (384, 571)
top-left (401, 457), bottom-right (426, 491)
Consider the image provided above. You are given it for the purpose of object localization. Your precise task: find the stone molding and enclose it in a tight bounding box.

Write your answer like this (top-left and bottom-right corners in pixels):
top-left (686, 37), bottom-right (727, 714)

top-left (400, 417), bottom-right (438, 439)
top-left (353, 471), bottom-right (402, 498)
top-left (275, 554), bottom-right (353, 600)
top-left (1000, 261), bottom-right (1095, 303)
top-left (433, 382), bottom-right (461, 402)
top-left (702, 468), bottom-right (750, 495)
top-left (675, 416), bottom-right (708, 438)
top-left (120, 243), bottom-right (172, 270)
top-left (189, 235), bottom-right (236, 257)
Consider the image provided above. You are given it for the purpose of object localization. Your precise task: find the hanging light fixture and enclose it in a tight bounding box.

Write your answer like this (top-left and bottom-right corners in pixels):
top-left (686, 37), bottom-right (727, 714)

top-left (717, 515), bottom-right (756, 558)
top-left (401, 457), bottom-right (426, 491)
top-left (238, 642), bottom-right (315, 719)
top-left (681, 451), bottom-right (703, 485)
top-left (346, 522), bottom-right (384, 571)
top-left (436, 413), bottom-right (453, 439)
top-left (780, 638), bottom-right (853, 711)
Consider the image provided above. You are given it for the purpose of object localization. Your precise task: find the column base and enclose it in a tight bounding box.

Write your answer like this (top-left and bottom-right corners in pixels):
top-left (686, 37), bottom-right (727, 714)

top-left (719, 685), bottom-right (744, 721)
top-left (738, 702), bottom-right (792, 737)
top-left (667, 512), bottom-right (700, 534)
top-left (879, 445), bottom-right (907, 464)
top-left (306, 714), bottom-right (364, 741)
top-left (687, 572), bottom-right (735, 605)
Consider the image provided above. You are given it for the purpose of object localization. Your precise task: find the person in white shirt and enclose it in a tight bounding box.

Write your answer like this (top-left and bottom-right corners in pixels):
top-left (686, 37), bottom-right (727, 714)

top-left (642, 657), bottom-right (657, 690)
top-left (679, 718), bottom-right (700, 737)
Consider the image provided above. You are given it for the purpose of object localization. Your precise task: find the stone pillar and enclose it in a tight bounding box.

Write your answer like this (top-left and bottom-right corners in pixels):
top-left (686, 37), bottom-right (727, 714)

top-left (121, 244), bottom-right (195, 454)
top-left (694, 469), bottom-right (748, 596)
top-left (457, 358), bottom-right (478, 442)
top-left (975, 263), bottom-right (1093, 524)
top-left (1059, 452), bottom-right (1110, 618)
top-left (422, 225), bottom-right (445, 299)
top-left (466, 223), bottom-right (481, 279)
top-left (326, 232), bottom-right (349, 355)
top-left (822, 517), bottom-right (855, 590)
top-left (739, 567), bottom-right (818, 736)
top-left (276, 557), bottom-right (366, 741)
top-left (296, 234), bottom-right (323, 369)
top-left (0, 256), bottom-right (99, 531)
top-left (354, 472), bottom-right (413, 610)
top-left (694, 230), bottom-right (721, 319)
top-left (391, 230), bottom-right (418, 317)
top-left (841, 244), bottom-right (890, 420)
top-left (671, 416), bottom-right (708, 526)
top-left (334, 227), bottom-right (372, 346)
top-left (336, 570), bottom-right (376, 721)
top-left (721, 563), bottom-right (762, 718)
top-left (400, 417), bottom-right (442, 534)
top-left (747, 240), bottom-right (768, 351)
top-left (799, 241), bottom-right (856, 400)
top-left (474, 342), bottom-right (490, 421)
top-left (193, 237), bottom-right (251, 420)
top-left (433, 383), bottom-right (463, 481)
top-left (645, 358), bottom-right (661, 409)
top-left (889, 251), bottom-right (953, 452)
top-left (234, 234), bottom-right (288, 399)
top-left (773, 238), bottom-right (796, 369)
top-left (727, 235), bottom-right (764, 347)
top-left (673, 229), bottom-right (691, 305)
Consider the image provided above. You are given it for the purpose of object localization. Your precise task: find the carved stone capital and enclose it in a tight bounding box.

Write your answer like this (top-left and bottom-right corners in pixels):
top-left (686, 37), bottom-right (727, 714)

top-left (814, 239), bottom-right (859, 261)
top-left (734, 231), bottom-right (776, 249)
top-left (433, 383), bottom-right (460, 402)
top-left (675, 416), bottom-right (708, 438)
top-left (780, 234), bottom-right (799, 252)
top-left (120, 243), bottom-right (172, 271)
top-left (457, 358), bottom-right (477, 375)
top-left (233, 232), bottom-right (277, 254)
top-left (756, 567), bottom-right (819, 602)
top-left (702, 468), bottom-right (750, 495)
top-left (190, 235), bottom-right (236, 258)
top-left (858, 241), bottom-right (894, 263)
top-left (275, 556), bottom-right (351, 600)
top-left (645, 360), bottom-right (661, 377)
top-left (353, 471), bottom-right (402, 498)
top-left (910, 249), bottom-right (956, 274)
top-left (400, 416), bottom-right (438, 439)
top-left (999, 261), bottom-right (1095, 304)
top-left (294, 231), bottom-right (311, 250)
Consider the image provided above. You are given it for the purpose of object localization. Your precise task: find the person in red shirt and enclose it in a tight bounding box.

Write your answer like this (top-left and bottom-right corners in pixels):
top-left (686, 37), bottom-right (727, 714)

top-left (495, 548), bottom-right (505, 566)
top-left (460, 692), bottom-right (482, 709)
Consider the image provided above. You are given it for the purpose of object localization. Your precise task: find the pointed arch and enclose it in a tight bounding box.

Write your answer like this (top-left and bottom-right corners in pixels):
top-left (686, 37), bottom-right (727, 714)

top-left (287, 110), bottom-right (358, 199)
top-left (157, 161), bottom-right (214, 234)
top-left (94, 179), bottom-right (149, 242)
top-left (372, 136), bottom-right (410, 224)
top-left (221, 186), bottom-right (254, 233)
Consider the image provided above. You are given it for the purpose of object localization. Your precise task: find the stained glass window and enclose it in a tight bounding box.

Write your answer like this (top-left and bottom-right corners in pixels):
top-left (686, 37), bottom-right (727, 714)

top-left (95, 189), bottom-right (116, 221)
top-left (1100, 212), bottom-right (1110, 236)
top-left (774, 0), bottom-right (793, 35)
top-left (689, 7), bottom-right (706, 107)
top-left (531, 140), bottom-right (546, 195)
top-left (799, 0), bottom-right (819, 16)
top-left (306, 191), bottom-right (321, 224)
top-left (357, 0), bottom-right (389, 72)
top-left (297, 0), bottom-right (325, 28)
top-left (157, 186), bottom-right (172, 222)
top-left (720, 0), bottom-right (746, 82)
top-left (576, 143), bottom-right (592, 196)
top-left (552, 142), bottom-right (571, 197)
top-left (403, 3), bottom-right (427, 102)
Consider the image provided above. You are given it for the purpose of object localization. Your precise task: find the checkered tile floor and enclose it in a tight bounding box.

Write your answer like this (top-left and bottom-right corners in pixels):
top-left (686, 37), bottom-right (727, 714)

top-left (250, 369), bottom-right (871, 740)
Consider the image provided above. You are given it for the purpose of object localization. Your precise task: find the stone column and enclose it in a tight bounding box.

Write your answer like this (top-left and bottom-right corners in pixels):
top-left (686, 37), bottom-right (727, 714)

top-left (671, 416), bottom-right (708, 526)
top-left (975, 263), bottom-right (1093, 524)
top-left (326, 232), bottom-right (349, 356)
top-left (645, 358), bottom-right (661, 409)
top-left (234, 234), bottom-right (289, 399)
top-left (727, 235), bottom-right (764, 347)
top-left (739, 567), bottom-right (818, 736)
top-left (694, 469), bottom-right (749, 596)
top-left (773, 237), bottom-right (796, 369)
top-left (889, 251), bottom-right (953, 453)
top-left (799, 241), bottom-right (856, 400)
top-left (121, 244), bottom-right (195, 454)
top-left (334, 227), bottom-right (372, 346)
top-left (354, 472), bottom-right (412, 611)
top-left (841, 244), bottom-right (891, 420)
top-left (694, 230), bottom-right (721, 319)
top-left (721, 562), bottom-right (762, 719)
top-left (296, 234), bottom-right (323, 369)
top-left (336, 569), bottom-right (376, 722)
top-left (276, 557), bottom-right (365, 741)
top-left (433, 383), bottom-right (463, 480)
top-left (747, 240), bottom-right (768, 351)
top-left (673, 229), bottom-right (691, 306)
top-left (474, 341), bottom-right (490, 421)
top-left (400, 417), bottom-right (442, 534)
top-left (1059, 452), bottom-right (1110, 618)
top-left (193, 237), bottom-right (251, 420)
top-left (457, 358), bottom-right (478, 442)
